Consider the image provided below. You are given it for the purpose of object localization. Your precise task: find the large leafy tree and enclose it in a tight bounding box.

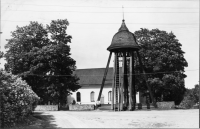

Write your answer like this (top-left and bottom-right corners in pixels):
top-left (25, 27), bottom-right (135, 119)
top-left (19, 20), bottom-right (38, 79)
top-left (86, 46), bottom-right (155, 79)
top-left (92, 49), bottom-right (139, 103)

top-left (134, 28), bottom-right (188, 105)
top-left (4, 19), bottom-right (80, 105)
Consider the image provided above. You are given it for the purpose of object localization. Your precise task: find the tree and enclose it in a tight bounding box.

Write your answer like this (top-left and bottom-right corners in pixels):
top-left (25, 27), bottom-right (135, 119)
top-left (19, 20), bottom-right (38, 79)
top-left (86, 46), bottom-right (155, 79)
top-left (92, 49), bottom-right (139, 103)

top-left (134, 28), bottom-right (188, 105)
top-left (179, 84), bottom-right (199, 108)
top-left (0, 51), bottom-right (3, 66)
top-left (4, 19), bottom-right (81, 105)
top-left (192, 84), bottom-right (199, 103)
top-left (187, 84), bottom-right (199, 104)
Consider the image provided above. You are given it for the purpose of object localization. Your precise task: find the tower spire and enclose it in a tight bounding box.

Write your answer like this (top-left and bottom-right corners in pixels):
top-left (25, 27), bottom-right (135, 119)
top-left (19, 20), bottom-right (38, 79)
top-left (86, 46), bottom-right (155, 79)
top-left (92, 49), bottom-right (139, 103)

top-left (122, 6), bottom-right (124, 21)
top-left (119, 6), bottom-right (128, 32)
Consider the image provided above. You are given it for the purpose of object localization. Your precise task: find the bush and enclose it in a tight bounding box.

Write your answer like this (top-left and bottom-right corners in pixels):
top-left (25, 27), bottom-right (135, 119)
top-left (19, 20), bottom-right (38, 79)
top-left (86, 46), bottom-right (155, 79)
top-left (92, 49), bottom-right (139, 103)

top-left (179, 96), bottom-right (195, 109)
top-left (0, 70), bottom-right (40, 127)
top-left (178, 86), bottom-right (200, 109)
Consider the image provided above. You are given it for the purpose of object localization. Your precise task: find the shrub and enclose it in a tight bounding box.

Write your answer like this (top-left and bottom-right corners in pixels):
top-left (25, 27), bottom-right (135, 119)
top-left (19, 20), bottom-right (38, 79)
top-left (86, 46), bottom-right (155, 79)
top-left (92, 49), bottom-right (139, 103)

top-left (179, 96), bottom-right (195, 109)
top-left (178, 86), bottom-right (200, 109)
top-left (0, 70), bottom-right (40, 127)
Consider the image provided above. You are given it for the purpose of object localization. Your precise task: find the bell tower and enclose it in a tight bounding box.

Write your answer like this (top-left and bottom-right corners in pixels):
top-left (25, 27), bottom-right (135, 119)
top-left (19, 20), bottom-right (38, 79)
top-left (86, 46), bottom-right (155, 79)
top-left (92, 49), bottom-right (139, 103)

top-left (97, 20), bottom-right (157, 111)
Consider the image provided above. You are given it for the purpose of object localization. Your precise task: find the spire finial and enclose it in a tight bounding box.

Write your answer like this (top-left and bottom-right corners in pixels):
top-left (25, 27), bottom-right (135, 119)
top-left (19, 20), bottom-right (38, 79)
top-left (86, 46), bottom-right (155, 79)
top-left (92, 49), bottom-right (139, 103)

top-left (122, 6), bottom-right (124, 22)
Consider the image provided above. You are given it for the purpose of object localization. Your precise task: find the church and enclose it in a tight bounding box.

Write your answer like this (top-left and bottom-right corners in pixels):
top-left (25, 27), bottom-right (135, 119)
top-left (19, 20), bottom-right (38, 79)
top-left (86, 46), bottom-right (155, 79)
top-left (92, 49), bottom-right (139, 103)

top-left (67, 67), bottom-right (143, 105)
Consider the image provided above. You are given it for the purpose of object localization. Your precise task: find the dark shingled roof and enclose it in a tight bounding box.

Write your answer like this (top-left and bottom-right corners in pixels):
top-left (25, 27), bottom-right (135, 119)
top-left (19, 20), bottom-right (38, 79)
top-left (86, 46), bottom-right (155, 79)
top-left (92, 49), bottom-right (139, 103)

top-left (74, 68), bottom-right (121, 88)
top-left (107, 20), bottom-right (140, 52)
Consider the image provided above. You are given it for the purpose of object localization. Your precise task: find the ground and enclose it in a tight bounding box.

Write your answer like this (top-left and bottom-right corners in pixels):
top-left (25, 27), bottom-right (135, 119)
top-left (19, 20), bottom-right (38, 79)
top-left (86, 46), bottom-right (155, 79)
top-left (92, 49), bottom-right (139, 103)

top-left (12, 109), bottom-right (198, 128)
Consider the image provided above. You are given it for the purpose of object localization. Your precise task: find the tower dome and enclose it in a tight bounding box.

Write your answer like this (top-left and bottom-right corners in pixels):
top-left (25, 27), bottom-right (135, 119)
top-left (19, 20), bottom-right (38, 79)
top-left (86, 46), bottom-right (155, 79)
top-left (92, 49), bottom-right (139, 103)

top-left (107, 20), bottom-right (140, 52)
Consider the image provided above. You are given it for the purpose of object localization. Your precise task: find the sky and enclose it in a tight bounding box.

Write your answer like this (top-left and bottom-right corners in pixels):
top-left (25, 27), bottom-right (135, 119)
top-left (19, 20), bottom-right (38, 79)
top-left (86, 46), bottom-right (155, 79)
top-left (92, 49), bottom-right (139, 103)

top-left (0, 0), bottom-right (199, 89)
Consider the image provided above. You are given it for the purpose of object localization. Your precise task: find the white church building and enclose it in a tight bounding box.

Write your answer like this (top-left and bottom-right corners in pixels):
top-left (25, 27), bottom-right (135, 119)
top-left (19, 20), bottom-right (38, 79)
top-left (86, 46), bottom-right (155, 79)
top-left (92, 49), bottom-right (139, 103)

top-left (67, 67), bottom-right (142, 105)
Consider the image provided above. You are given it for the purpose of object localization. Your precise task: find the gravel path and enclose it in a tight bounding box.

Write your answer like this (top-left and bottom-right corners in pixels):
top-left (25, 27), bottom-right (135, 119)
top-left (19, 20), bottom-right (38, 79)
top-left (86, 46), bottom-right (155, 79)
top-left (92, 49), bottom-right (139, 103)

top-left (34, 109), bottom-right (199, 128)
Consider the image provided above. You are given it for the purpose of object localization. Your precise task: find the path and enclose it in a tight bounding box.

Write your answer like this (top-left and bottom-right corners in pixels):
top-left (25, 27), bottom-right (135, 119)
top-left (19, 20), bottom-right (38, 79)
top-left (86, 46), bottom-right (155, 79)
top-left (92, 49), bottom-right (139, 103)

top-left (34, 109), bottom-right (199, 128)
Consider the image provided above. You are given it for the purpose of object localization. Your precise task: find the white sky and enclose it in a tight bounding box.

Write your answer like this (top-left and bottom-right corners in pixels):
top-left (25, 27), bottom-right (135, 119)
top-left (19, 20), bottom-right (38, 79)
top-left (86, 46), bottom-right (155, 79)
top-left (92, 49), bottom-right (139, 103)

top-left (0, 0), bottom-right (199, 89)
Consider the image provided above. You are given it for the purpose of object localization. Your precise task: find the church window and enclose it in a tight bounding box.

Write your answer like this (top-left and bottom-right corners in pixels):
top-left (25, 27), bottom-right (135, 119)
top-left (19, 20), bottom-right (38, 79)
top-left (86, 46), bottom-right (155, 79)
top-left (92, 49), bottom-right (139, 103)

top-left (77, 92), bottom-right (81, 102)
top-left (108, 91), bottom-right (112, 101)
top-left (91, 91), bottom-right (95, 102)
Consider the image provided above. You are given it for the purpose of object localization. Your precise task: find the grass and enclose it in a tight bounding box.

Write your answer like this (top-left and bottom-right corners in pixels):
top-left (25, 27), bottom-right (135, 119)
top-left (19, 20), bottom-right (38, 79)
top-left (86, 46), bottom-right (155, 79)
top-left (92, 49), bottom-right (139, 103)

top-left (2, 112), bottom-right (59, 129)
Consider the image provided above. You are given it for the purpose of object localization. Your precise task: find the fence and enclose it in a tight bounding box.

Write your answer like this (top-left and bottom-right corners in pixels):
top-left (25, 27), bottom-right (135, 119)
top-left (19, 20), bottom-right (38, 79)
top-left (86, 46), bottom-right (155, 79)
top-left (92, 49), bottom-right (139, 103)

top-left (69, 104), bottom-right (95, 110)
top-left (34, 105), bottom-right (58, 111)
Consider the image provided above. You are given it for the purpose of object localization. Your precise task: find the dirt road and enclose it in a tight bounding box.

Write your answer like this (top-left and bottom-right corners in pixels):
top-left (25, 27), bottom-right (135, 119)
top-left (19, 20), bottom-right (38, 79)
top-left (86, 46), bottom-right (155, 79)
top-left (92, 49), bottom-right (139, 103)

top-left (33, 109), bottom-right (199, 128)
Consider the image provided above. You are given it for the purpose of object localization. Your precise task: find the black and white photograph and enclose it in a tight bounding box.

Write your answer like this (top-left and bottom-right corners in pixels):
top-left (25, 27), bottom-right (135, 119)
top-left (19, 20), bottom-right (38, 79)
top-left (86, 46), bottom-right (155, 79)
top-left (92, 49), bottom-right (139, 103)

top-left (0, 0), bottom-right (199, 128)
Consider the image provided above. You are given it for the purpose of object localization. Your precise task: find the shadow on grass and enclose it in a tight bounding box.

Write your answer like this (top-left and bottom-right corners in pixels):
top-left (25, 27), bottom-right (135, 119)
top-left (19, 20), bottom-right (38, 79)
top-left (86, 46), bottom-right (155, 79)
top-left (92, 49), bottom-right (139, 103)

top-left (29, 111), bottom-right (59, 129)
top-left (3, 111), bottom-right (59, 129)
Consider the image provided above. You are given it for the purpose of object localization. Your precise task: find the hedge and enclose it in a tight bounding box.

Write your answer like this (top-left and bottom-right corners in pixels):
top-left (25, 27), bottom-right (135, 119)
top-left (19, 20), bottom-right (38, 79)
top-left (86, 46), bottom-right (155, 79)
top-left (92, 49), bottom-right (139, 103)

top-left (0, 70), bottom-right (40, 127)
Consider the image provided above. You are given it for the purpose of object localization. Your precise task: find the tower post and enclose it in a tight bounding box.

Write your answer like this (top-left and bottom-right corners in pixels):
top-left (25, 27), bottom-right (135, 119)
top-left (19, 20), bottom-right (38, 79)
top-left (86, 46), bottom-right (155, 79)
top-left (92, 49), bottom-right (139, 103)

top-left (129, 51), bottom-right (134, 110)
top-left (115, 53), bottom-right (120, 111)
top-left (132, 51), bottom-right (136, 110)
top-left (97, 52), bottom-right (112, 103)
top-left (111, 53), bottom-right (116, 110)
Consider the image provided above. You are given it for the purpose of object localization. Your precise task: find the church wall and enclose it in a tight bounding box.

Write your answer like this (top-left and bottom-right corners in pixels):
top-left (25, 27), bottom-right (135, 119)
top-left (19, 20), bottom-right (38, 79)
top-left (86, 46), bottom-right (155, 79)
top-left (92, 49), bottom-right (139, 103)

top-left (67, 87), bottom-right (141, 105)
top-left (68, 87), bottom-right (112, 105)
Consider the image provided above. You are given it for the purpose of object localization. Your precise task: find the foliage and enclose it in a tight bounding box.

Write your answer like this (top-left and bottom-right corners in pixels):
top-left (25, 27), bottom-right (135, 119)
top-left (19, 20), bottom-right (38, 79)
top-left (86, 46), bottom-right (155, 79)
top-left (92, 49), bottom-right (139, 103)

top-left (192, 84), bottom-right (199, 103)
top-left (179, 84), bottom-right (199, 108)
top-left (134, 28), bottom-right (188, 105)
top-left (179, 96), bottom-right (195, 109)
top-left (0, 51), bottom-right (3, 59)
top-left (0, 70), bottom-right (39, 127)
top-left (4, 19), bottom-right (81, 105)
top-left (0, 51), bottom-right (3, 67)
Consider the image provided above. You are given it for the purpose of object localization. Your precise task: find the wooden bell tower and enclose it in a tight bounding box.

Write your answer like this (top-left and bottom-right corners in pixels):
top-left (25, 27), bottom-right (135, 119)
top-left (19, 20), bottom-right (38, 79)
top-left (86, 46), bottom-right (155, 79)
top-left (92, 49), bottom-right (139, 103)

top-left (97, 19), bottom-right (157, 111)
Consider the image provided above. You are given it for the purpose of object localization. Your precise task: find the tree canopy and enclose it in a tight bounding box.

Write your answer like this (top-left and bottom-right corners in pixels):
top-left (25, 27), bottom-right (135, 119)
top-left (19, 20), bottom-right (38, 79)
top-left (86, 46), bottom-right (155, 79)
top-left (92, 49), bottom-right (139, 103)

top-left (134, 28), bottom-right (188, 105)
top-left (4, 19), bottom-right (80, 105)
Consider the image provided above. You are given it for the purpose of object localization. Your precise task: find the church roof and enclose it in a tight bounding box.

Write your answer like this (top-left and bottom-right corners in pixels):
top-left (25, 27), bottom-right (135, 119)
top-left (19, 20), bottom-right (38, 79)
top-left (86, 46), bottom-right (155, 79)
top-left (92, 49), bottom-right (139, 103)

top-left (107, 20), bottom-right (140, 52)
top-left (74, 68), bottom-right (121, 88)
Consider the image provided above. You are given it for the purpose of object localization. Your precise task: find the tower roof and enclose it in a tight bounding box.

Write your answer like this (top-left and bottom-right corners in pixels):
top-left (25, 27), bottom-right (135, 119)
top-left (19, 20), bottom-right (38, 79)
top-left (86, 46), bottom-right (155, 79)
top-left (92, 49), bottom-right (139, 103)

top-left (107, 20), bottom-right (140, 52)
top-left (118, 19), bottom-right (129, 31)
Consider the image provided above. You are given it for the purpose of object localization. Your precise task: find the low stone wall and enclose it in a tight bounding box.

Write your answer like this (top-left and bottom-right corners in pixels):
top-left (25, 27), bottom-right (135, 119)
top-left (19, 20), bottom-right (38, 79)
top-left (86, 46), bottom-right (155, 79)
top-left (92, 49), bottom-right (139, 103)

top-left (156, 101), bottom-right (175, 109)
top-left (69, 104), bottom-right (95, 111)
top-left (34, 105), bottom-right (58, 111)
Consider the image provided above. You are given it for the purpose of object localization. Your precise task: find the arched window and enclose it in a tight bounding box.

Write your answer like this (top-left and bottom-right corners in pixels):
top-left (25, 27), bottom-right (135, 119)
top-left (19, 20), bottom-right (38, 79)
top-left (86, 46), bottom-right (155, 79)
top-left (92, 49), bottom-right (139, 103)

top-left (90, 91), bottom-right (95, 102)
top-left (77, 92), bottom-right (81, 102)
top-left (108, 91), bottom-right (112, 101)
